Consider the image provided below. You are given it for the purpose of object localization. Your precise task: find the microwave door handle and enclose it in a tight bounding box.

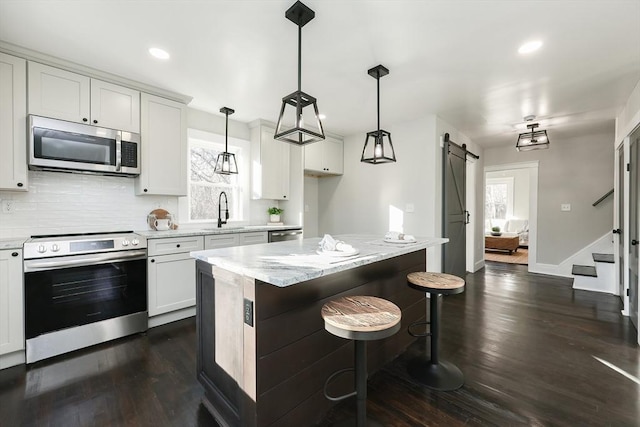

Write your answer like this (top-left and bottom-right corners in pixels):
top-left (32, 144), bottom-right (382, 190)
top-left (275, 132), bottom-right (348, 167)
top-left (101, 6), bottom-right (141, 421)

top-left (115, 132), bottom-right (122, 172)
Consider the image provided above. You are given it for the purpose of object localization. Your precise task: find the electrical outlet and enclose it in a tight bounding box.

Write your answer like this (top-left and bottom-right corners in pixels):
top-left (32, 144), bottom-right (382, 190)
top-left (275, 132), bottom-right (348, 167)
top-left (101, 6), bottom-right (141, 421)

top-left (406, 203), bottom-right (415, 213)
top-left (561, 203), bottom-right (571, 212)
top-left (1, 200), bottom-right (14, 214)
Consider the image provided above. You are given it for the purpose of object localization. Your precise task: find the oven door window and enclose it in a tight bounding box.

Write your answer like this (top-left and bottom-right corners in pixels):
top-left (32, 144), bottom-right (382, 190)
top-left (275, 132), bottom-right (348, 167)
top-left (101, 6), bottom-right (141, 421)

top-left (33, 127), bottom-right (116, 166)
top-left (25, 259), bottom-right (147, 339)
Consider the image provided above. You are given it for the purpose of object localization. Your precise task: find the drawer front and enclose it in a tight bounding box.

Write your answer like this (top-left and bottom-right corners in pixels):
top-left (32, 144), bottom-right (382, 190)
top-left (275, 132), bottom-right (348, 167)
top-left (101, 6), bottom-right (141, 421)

top-left (148, 236), bottom-right (204, 256)
top-left (205, 234), bottom-right (240, 250)
top-left (239, 232), bottom-right (268, 246)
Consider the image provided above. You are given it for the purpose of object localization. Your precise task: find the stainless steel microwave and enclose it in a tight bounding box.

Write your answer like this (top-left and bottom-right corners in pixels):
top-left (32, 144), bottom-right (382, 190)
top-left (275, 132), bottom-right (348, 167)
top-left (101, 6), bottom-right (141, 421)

top-left (28, 115), bottom-right (141, 176)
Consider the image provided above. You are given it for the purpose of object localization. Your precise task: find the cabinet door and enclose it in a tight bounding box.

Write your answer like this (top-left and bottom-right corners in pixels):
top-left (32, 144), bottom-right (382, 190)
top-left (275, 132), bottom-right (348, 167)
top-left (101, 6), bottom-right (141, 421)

top-left (260, 128), bottom-right (290, 200)
top-left (0, 53), bottom-right (28, 191)
top-left (323, 137), bottom-right (344, 175)
top-left (204, 234), bottom-right (240, 250)
top-left (239, 232), bottom-right (268, 246)
top-left (136, 93), bottom-right (187, 196)
top-left (0, 249), bottom-right (24, 356)
top-left (28, 62), bottom-right (90, 123)
top-left (90, 79), bottom-right (140, 133)
top-left (148, 253), bottom-right (196, 316)
top-left (304, 140), bottom-right (323, 172)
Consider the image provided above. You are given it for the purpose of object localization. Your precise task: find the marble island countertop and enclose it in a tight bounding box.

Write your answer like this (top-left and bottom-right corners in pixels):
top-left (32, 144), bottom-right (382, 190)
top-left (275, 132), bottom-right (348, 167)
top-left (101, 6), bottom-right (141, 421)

top-left (191, 234), bottom-right (448, 287)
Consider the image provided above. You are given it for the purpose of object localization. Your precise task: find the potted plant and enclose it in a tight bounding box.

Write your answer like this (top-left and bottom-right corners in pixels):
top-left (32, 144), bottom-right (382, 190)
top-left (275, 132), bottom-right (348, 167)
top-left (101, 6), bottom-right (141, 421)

top-left (491, 226), bottom-right (502, 236)
top-left (268, 207), bottom-right (284, 223)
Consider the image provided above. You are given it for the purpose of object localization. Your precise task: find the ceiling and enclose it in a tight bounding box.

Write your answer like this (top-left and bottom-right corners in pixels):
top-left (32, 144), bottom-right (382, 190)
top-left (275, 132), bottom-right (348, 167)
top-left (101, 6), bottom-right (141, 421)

top-left (1, 0), bottom-right (639, 148)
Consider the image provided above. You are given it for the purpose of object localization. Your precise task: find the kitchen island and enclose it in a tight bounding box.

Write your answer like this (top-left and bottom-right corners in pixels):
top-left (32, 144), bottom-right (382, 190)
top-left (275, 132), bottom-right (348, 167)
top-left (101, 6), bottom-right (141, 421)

top-left (191, 234), bottom-right (447, 427)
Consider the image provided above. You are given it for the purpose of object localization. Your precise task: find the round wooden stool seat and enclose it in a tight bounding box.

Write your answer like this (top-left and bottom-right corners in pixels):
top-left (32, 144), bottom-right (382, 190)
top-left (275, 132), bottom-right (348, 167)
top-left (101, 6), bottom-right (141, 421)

top-left (322, 295), bottom-right (401, 341)
top-left (407, 272), bottom-right (465, 295)
top-left (406, 271), bottom-right (465, 391)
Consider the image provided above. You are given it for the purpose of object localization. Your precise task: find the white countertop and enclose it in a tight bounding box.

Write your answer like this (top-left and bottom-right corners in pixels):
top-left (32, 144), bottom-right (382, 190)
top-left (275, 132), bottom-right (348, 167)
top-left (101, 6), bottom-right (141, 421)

top-left (136, 224), bottom-right (301, 238)
top-left (191, 234), bottom-right (448, 287)
top-left (0, 237), bottom-right (28, 250)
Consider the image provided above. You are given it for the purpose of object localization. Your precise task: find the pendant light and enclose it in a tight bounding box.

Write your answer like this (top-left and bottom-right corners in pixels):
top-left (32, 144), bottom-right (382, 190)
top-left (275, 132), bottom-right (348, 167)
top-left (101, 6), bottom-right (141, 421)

top-left (274, 1), bottom-right (325, 145)
top-left (516, 115), bottom-right (550, 151)
top-left (361, 64), bottom-right (396, 164)
top-left (214, 107), bottom-right (238, 175)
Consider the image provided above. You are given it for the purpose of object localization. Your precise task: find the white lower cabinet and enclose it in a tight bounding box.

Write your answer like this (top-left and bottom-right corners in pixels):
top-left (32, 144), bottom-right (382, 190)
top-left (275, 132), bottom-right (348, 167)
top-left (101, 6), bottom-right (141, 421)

top-left (239, 232), bottom-right (268, 246)
top-left (147, 236), bottom-right (203, 326)
top-left (0, 249), bottom-right (25, 369)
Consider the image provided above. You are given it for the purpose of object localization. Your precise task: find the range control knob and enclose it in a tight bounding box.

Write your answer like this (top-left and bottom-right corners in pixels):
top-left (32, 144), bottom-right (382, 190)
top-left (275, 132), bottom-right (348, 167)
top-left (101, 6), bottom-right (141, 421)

top-left (51, 244), bottom-right (60, 252)
top-left (37, 244), bottom-right (47, 253)
top-left (131, 238), bottom-right (140, 246)
top-left (122, 239), bottom-right (130, 247)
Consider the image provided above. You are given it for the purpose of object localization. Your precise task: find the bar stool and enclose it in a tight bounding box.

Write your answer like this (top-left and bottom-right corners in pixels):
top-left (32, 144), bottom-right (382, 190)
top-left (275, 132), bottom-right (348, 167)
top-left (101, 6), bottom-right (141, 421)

top-left (322, 295), bottom-right (401, 427)
top-left (406, 272), bottom-right (465, 391)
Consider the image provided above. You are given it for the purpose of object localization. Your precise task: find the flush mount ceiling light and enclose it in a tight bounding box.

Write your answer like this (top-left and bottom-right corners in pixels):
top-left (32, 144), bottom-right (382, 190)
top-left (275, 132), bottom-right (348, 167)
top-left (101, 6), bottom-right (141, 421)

top-left (274, 1), bottom-right (325, 145)
top-left (516, 115), bottom-right (550, 151)
top-left (361, 65), bottom-right (396, 164)
top-left (148, 47), bottom-right (170, 60)
top-left (214, 107), bottom-right (239, 175)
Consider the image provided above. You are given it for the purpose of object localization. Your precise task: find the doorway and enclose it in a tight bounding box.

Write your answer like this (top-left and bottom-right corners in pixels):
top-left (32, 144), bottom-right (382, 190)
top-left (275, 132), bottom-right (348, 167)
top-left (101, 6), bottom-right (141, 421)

top-left (484, 162), bottom-right (539, 271)
top-left (629, 126), bottom-right (639, 330)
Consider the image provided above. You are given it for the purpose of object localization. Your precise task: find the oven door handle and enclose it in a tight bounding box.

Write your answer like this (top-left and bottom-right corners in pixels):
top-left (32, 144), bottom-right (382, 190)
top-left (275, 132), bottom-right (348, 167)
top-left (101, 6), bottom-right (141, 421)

top-left (24, 250), bottom-right (147, 272)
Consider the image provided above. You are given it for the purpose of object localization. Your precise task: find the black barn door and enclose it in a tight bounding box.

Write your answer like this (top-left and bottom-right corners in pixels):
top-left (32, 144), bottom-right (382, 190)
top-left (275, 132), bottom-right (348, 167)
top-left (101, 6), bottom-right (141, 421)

top-left (442, 136), bottom-right (467, 277)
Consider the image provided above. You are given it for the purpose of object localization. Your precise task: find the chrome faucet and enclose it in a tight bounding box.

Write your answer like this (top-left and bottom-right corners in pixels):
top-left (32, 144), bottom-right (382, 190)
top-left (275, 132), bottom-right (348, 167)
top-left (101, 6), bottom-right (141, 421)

top-left (218, 191), bottom-right (229, 228)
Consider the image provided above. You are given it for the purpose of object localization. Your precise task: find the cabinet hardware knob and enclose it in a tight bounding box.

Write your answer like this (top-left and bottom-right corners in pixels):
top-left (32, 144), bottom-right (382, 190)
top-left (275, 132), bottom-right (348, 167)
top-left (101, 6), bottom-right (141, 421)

top-left (613, 229), bottom-right (621, 234)
top-left (144, 189), bottom-right (148, 192)
top-left (177, 244), bottom-right (181, 248)
top-left (82, 118), bottom-right (88, 122)
top-left (93, 120), bottom-right (98, 124)
top-left (17, 182), bottom-right (23, 187)
top-left (11, 252), bottom-right (18, 257)
top-left (150, 259), bottom-right (155, 263)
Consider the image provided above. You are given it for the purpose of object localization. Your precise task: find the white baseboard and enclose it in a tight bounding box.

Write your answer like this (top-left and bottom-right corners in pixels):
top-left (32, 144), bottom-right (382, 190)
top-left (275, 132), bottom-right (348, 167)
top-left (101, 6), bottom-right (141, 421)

top-left (148, 306), bottom-right (196, 328)
top-left (471, 259), bottom-right (485, 272)
top-left (529, 263), bottom-right (573, 278)
top-left (0, 349), bottom-right (25, 370)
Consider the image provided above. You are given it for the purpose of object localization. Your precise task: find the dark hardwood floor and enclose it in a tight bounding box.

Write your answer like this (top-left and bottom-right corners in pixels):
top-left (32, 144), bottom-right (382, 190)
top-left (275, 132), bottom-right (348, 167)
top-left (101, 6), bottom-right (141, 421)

top-left (1, 262), bottom-right (638, 426)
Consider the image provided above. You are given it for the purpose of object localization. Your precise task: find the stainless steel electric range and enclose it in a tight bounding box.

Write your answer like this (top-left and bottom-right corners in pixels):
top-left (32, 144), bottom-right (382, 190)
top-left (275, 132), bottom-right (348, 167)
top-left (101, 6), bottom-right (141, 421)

top-left (23, 231), bottom-right (148, 363)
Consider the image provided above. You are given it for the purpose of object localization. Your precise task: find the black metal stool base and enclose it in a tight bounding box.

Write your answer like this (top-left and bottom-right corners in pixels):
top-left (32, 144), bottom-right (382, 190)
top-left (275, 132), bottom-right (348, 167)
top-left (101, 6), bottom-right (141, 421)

top-left (407, 358), bottom-right (464, 391)
top-left (332, 416), bottom-right (384, 427)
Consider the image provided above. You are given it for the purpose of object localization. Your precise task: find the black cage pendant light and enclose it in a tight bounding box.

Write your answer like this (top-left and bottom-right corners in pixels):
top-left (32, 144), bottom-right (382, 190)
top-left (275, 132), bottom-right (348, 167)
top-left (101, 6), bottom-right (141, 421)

top-left (214, 107), bottom-right (239, 175)
top-left (361, 64), bottom-right (396, 164)
top-left (516, 115), bottom-right (550, 151)
top-left (274, 1), bottom-right (325, 145)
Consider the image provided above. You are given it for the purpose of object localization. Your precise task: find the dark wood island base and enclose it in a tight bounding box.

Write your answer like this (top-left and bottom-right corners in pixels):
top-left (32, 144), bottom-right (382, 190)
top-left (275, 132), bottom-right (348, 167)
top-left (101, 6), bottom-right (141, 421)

top-left (195, 250), bottom-right (427, 427)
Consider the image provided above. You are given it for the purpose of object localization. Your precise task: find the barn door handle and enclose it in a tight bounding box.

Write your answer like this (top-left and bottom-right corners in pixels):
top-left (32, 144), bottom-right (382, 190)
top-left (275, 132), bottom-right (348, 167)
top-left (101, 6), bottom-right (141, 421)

top-left (613, 229), bottom-right (621, 234)
top-left (465, 210), bottom-right (470, 224)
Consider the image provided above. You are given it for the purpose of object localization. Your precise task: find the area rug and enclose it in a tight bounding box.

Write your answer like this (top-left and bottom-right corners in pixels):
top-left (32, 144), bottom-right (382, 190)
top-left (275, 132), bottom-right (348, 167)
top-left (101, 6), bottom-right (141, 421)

top-left (485, 247), bottom-right (528, 265)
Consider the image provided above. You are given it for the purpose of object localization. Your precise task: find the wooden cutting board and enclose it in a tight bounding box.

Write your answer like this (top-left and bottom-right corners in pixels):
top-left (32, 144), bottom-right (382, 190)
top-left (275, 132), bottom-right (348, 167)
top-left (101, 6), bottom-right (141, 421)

top-left (148, 209), bottom-right (178, 230)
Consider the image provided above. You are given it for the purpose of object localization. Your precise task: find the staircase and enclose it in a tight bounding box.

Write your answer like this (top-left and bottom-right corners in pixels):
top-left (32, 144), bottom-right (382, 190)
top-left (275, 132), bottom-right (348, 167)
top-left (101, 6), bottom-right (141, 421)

top-left (572, 253), bottom-right (615, 294)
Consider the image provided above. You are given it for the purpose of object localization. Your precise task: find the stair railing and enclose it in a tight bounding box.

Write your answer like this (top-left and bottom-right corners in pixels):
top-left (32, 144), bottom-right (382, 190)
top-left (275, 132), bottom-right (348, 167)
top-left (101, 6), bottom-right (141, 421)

top-left (592, 189), bottom-right (613, 207)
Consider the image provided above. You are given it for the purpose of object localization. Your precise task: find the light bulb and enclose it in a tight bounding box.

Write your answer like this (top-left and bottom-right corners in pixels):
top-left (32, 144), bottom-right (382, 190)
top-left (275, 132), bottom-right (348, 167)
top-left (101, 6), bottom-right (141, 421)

top-left (374, 142), bottom-right (383, 158)
top-left (223, 160), bottom-right (229, 172)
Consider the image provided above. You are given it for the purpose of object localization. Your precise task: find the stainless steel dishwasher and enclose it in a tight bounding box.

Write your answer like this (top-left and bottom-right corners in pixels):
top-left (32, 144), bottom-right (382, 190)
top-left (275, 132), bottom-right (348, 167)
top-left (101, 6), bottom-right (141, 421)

top-left (268, 228), bottom-right (303, 242)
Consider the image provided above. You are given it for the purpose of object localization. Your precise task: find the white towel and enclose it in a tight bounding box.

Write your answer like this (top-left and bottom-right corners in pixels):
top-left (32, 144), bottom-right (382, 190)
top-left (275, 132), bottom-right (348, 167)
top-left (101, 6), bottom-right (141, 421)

top-left (319, 234), bottom-right (354, 252)
top-left (385, 231), bottom-right (416, 241)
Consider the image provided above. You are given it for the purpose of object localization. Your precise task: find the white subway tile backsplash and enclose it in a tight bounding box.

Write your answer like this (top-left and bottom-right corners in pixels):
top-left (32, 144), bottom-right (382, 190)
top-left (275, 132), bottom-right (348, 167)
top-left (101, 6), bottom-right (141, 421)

top-left (0, 171), bottom-right (180, 238)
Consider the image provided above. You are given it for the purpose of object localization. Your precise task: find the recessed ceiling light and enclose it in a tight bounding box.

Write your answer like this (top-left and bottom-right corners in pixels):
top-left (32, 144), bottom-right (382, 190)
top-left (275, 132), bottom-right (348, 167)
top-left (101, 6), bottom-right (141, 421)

top-left (518, 40), bottom-right (543, 54)
top-left (149, 47), bottom-right (170, 60)
top-left (318, 114), bottom-right (326, 120)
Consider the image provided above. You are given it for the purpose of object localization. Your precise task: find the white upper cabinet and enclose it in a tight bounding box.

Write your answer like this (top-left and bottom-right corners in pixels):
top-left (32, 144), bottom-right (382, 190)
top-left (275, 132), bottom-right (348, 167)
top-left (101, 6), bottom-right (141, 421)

top-left (304, 136), bottom-right (343, 175)
top-left (0, 52), bottom-right (28, 191)
top-left (136, 93), bottom-right (187, 196)
top-left (28, 62), bottom-right (140, 132)
top-left (90, 79), bottom-right (140, 132)
top-left (251, 123), bottom-right (290, 200)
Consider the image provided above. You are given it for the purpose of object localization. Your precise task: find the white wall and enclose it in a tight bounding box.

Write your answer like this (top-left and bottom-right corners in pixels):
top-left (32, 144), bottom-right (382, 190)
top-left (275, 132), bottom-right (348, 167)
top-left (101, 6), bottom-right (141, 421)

top-left (484, 127), bottom-right (614, 265)
top-left (317, 115), bottom-right (482, 273)
top-left (303, 176), bottom-right (319, 238)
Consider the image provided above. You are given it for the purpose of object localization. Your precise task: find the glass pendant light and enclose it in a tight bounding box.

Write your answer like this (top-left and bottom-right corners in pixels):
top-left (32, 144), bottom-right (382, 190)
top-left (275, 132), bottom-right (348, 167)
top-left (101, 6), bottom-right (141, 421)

top-left (214, 107), bottom-right (239, 175)
top-left (361, 64), bottom-right (396, 164)
top-left (274, 1), bottom-right (325, 145)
